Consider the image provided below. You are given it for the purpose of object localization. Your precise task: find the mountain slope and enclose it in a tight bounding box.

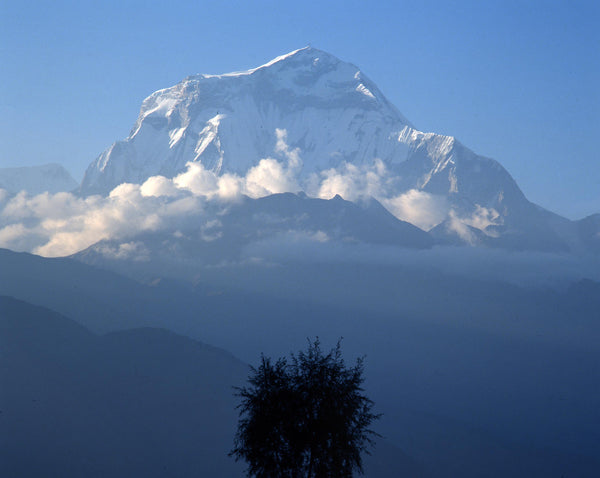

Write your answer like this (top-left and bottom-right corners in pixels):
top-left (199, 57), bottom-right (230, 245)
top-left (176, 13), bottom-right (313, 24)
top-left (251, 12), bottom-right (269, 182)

top-left (0, 247), bottom-right (200, 333)
top-left (0, 295), bottom-right (247, 477)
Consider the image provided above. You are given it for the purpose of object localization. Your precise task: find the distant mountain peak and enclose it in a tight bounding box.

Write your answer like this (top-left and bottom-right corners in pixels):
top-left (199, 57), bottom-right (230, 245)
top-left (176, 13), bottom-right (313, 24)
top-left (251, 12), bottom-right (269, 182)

top-left (0, 163), bottom-right (77, 195)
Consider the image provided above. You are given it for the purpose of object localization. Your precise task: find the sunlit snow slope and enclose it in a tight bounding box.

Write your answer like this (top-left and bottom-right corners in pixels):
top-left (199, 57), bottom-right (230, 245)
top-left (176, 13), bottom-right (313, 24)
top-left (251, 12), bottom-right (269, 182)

top-left (81, 48), bottom-right (414, 191)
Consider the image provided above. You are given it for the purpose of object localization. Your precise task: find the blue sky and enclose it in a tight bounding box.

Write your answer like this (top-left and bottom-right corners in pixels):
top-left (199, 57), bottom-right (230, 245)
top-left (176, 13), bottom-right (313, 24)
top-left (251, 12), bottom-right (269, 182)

top-left (1, 0), bottom-right (598, 219)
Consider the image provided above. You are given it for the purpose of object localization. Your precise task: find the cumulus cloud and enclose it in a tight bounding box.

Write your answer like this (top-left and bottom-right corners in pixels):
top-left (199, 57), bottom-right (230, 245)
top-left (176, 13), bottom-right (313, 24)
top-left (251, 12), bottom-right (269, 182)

top-left (274, 128), bottom-right (302, 169)
top-left (0, 130), bottom-right (309, 257)
top-left (245, 158), bottom-right (299, 197)
top-left (173, 162), bottom-right (220, 198)
top-left (310, 160), bottom-right (457, 231)
top-left (382, 190), bottom-right (449, 230)
top-left (140, 175), bottom-right (180, 197)
top-left (314, 159), bottom-right (389, 202)
top-left (0, 181), bottom-right (205, 256)
top-left (173, 130), bottom-right (301, 200)
top-left (0, 222), bottom-right (44, 252)
top-left (244, 129), bottom-right (302, 197)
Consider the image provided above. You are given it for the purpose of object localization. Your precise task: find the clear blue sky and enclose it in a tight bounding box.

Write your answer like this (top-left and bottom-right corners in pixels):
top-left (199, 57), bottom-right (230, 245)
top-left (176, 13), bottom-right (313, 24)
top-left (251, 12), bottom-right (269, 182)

top-left (1, 0), bottom-right (598, 219)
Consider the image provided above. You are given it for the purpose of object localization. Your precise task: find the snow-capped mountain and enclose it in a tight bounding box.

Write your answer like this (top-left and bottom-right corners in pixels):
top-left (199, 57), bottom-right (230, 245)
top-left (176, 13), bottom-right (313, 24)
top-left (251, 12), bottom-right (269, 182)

top-left (79, 47), bottom-right (586, 251)
top-left (80, 47), bottom-right (413, 193)
top-left (0, 163), bottom-right (78, 195)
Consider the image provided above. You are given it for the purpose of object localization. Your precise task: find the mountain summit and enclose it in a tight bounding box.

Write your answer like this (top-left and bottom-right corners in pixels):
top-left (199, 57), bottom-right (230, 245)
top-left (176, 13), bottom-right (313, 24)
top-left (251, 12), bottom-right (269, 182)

top-left (80, 47), bottom-right (413, 194)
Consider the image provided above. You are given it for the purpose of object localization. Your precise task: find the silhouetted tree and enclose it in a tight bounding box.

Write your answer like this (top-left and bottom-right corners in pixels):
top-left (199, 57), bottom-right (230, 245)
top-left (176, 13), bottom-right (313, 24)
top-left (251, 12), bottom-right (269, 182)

top-left (230, 339), bottom-right (380, 478)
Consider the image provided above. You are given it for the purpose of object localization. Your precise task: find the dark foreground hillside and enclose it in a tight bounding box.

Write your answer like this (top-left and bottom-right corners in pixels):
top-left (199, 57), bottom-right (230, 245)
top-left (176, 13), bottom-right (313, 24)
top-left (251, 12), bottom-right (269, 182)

top-left (0, 296), bottom-right (427, 478)
top-left (0, 296), bottom-right (247, 477)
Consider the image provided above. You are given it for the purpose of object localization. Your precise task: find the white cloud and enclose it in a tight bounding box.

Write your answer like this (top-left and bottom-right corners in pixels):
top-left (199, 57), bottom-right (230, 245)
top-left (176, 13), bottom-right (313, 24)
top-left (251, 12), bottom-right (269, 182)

top-left (382, 190), bottom-right (449, 230)
top-left (0, 184), bottom-right (183, 257)
top-left (274, 128), bottom-right (302, 169)
top-left (217, 173), bottom-right (244, 200)
top-left (173, 162), bottom-right (220, 197)
top-left (465, 205), bottom-right (502, 232)
top-left (245, 158), bottom-right (300, 197)
top-left (140, 175), bottom-right (180, 197)
top-left (0, 156), bottom-right (282, 256)
top-left (446, 210), bottom-right (478, 245)
top-left (243, 129), bottom-right (302, 198)
top-left (315, 159), bottom-right (388, 202)
top-left (0, 222), bottom-right (45, 251)
top-left (312, 160), bottom-right (453, 231)
top-left (443, 206), bottom-right (503, 244)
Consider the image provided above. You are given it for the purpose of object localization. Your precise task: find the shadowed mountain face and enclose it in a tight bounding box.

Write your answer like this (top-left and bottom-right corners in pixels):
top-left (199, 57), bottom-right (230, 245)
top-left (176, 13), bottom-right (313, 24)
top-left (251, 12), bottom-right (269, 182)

top-left (0, 296), bottom-right (429, 478)
top-left (0, 247), bottom-right (194, 333)
top-left (0, 296), bottom-right (248, 478)
top-left (577, 213), bottom-right (600, 253)
top-left (74, 192), bottom-right (434, 278)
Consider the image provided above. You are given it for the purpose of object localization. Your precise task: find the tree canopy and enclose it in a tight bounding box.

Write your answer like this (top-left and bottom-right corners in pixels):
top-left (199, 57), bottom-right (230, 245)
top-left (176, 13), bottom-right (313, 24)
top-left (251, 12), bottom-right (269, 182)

top-left (230, 339), bottom-right (380, 478)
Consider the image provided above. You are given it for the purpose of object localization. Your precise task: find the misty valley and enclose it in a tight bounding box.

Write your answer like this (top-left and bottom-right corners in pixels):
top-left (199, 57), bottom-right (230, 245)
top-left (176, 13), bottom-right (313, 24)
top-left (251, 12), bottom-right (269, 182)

top-left (1, 48), bottom-right (599, 477)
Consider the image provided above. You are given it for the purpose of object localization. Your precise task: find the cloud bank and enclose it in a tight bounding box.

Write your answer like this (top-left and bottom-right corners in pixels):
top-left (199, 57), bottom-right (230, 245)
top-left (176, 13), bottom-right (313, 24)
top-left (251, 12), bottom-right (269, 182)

top-left (0, 129), bottom-right (492, 257)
